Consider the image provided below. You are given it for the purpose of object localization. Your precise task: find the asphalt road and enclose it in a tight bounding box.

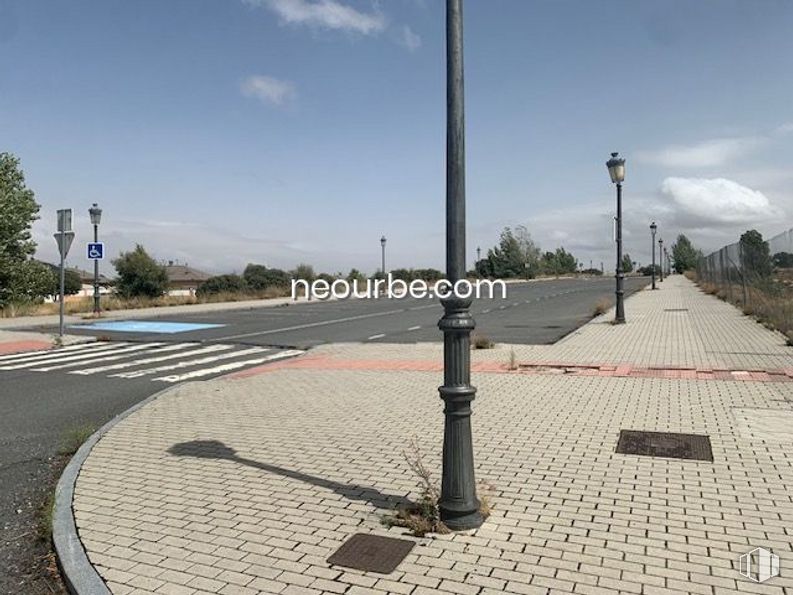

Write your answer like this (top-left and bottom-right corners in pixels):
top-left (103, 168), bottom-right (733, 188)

top-left (0, 275), bottom-right (646, 592)
top-left (53, 276), bottom-right (648, 348)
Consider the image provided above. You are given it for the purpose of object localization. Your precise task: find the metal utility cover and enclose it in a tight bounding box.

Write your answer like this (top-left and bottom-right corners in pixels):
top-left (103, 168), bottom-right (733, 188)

top-left (616, 430), bottom-right (713, 461)
top-left (327, 533), bottom-right (415, 574)
top-left (664, 308), bottom-right (689, 312)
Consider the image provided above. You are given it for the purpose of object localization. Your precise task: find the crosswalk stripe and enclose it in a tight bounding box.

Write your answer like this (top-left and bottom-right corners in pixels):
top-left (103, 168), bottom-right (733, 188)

top-left (31, 343), bottom-right (168, 371)
top-left (35, 343), bottom-right (192, 372)
top-left (153, 350), bottom-right (304, 383)
top-left (70, 344), bottom-right (233, 375)
top-left (0, 341), bottom-right (101, 363)
top-left (0, 342), bottom-right (135, 369)
top-left (110, 346), bottom-right (270, 379)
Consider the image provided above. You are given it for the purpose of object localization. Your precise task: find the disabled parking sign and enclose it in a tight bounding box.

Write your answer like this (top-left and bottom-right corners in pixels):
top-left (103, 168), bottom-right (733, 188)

top-left (87, 242), bottom-right (105, 260)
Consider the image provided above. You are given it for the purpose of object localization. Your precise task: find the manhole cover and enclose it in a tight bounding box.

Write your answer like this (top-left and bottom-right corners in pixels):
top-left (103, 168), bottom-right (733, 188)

top-left (664, 308), bottom-right (689, 312)
top-left (327, 533), bottom-right (415, 574)
top-left (615, 430), bottom-right (713, 461)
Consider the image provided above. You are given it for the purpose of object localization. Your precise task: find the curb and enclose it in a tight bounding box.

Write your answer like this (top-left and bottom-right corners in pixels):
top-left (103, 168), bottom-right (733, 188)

top-left (53, 385), bottom-right (179, 595)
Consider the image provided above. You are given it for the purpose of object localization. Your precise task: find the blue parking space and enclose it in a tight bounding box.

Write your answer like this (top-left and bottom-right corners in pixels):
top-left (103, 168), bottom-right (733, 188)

top-left (70, 320), bottom-right (225, 334)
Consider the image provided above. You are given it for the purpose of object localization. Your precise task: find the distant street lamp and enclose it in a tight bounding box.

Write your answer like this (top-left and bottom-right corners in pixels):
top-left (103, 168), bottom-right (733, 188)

top-left (437, 0), bottom-right (482, 532)
top-left (380, 235), bottom-right (387, 277)
top-left (650, 221), bottom-right (657, 290)
top-left (658, 237), bottom-right (664, 282)
top-left (606, 152), bottom-right (626, 324)
top-left (89, 203), bottom-right (103, 315)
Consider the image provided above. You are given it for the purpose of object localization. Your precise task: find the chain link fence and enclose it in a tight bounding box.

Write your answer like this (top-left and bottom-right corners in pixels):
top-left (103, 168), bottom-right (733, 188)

top-left (696, 227), bottom-right (793, 343)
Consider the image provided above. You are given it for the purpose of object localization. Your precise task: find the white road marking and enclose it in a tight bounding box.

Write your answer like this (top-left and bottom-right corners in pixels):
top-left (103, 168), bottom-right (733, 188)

top-left (0, 343), bottom-right (145, 370)
top-left (499, 306), bottom-right (506, 310)
top-left (110, 346), bottom-right (269, 378)
top-left (367, 334), bottom-right (386, 340)
top-left (482, 309), bottom-right (491, 314)
top-left (0, 341), bottom-right (129, 367)
top-left (0, 341), bottom-right (99, 363)
top-left (153, 350), bottom-right (304, 383)
top-left (32, 343), bottom-right (168, 371)
top-left (214, 305), bottom-right (437, 341)
top-left (407, 326), bottom-right (421, 331)
top-left (70, 343), bottom-right (223, 375)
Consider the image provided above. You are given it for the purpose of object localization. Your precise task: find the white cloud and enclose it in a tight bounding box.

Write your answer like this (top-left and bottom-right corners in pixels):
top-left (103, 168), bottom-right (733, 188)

top-left (240, 75), bottom-right (296, 105)
top-left (776, 122), bottom-right (793, 135)
top-left (397, 25), bottom-right (421, 51)
top-left (246, 0), bottom-right (386, 35)
top-left (636, 136), bottom-right (764, 168)
top-left (660, 177), bottom-right (780, 225)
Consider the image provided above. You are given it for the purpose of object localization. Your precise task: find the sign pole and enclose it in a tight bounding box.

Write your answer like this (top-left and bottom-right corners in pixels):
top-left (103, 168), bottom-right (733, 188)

top-left (59, 235), bottom-right (65, 338)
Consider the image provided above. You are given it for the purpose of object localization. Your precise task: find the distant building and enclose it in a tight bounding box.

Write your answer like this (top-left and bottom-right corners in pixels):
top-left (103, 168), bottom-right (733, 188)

top-left (164, 261), bottom-right (212, 296)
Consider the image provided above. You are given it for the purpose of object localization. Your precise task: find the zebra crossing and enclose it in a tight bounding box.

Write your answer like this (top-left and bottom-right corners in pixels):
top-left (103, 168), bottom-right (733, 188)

top-left (0, 341), bottom-right (303, 383)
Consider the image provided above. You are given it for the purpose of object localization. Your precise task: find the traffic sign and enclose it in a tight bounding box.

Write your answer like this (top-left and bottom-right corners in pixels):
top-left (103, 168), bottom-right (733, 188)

top-left (87, 242), bottom-right (105, 260)
top-left (54, 231), bottom-right (75, 259)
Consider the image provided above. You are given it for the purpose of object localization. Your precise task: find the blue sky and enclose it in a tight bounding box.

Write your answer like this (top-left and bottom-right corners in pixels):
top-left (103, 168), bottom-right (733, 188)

top-left (3, 0), bottom-right (792, 274)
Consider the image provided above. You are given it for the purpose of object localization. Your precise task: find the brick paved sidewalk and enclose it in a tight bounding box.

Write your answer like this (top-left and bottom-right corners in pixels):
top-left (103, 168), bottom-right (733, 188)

top-left (69, 276), bottom-right (793, 595)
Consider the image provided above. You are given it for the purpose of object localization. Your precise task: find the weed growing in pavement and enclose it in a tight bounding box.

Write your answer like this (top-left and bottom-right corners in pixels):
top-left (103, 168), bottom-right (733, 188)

top-left (382, 440), bottom-right (492, 537)
top-left (57, 424), bottom-right (97, 457)
top-left (471, 333), bottom-right (494, 349)
top-left (508, 349), bottom-right (518, 371)
top-left (36, 491), bottom-right (56, 546)
top-left (591, 298), bottom-right (610, 318)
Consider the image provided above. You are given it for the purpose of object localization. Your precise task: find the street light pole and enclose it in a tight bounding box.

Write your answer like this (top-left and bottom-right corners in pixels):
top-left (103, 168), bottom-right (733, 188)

top-left (437, 0), bottom-right (482, 532)
top-left (606, 152), bottom-right (626, 324)
top-left (380, 235), bottom-right (387, 277)
top-left (650, 222), bottom-right (657, 290)
top-left (658, 238), bottom-right (664, 282)
top-left (89, 203), bottom-right (103, 315)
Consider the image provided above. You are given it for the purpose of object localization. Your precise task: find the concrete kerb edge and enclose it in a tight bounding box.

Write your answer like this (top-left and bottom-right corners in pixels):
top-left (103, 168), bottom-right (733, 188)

top-left (53, 384), bottom-right (181, 595)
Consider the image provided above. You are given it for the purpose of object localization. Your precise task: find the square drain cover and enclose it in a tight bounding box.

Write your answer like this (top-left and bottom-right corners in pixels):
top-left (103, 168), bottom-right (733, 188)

top-left (327, 533), bottom-right (415, 574)
top-left (616, 430), bottom-right (713, 461)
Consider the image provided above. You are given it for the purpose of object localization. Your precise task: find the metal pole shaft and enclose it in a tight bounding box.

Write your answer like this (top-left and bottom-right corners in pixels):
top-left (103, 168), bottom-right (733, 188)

top-left (659, 242), bottom-right (664, 282)
top-left (437, 0), bottom-right (481, 532)
top-left (93, 224), bottom-right (100, 315)
top-left (614, 183), bottom-right (625, 323)
top-left (59, 235), bottom-right (65, 338)
top-left (651, 230), bottom-right (656, 290)
top-left (381, 245), bottom-right (385, 277)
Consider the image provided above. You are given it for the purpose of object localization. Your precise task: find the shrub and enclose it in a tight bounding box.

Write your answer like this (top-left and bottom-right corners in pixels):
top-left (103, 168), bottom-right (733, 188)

top-left (197, 274), bottom-right (247, 296)
top-left (113, 245), bottom-right (168, 298)
top-left (243, 263), bottom-right (290, 290)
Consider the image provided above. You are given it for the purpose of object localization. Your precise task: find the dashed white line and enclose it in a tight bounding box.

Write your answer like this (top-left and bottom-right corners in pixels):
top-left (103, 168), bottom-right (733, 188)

top-left (367, 334), bottom-right (386, 340)
top-left (407, 326), bottom-right (421, 331)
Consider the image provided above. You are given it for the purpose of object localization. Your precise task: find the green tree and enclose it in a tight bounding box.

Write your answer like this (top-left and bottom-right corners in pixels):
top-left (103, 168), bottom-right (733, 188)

top-left (739, 230), bottom-right (773, 278)
top-left (292, 263), bottom-right (316, 282)
top-left (197, 274), bottom-right (246, 296)
top-left (42, 265), bottom-right (82, 296)
top-left (671, 234), bottom-right (701, 273)
top-left (772, 252), bottom-right (793, 269)
top-left (621, 253), bottom-right (634, 273)
top-left (243, 263), bottom-right (290, 290)
top-left (0, 153), bottom-right (53, 307)
top-left (113, 245), bottom-right (169, 298)
top-left (481, 227), bottom-right (534, 278)
top-left (346, 268), bottom-right (366, 283)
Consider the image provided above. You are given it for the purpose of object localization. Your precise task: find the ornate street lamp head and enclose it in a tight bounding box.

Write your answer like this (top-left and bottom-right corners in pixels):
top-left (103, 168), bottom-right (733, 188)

top-left (650, 221), bottom-right (657, 233)
top-left (606, 152), bottom-right (626, 184)
top-left (89, 203), bottom-right (103, 226)
top-left (380, 235), bottom-right (387, 247)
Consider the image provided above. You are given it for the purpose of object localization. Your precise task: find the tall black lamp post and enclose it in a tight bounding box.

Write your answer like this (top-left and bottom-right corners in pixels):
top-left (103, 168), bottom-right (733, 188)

top-left (650, 221), bottom-right (657, 290)
top-left (89, 203), bottom-right (103, 315)
top-left (606, 152), bottom-right (626, 324)
top-left (437, 0), bottom-right (482, 532)
top-left (658, 238), bottom-right (664, 282)
top-left (380, 235), bottom-right (387, 277)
